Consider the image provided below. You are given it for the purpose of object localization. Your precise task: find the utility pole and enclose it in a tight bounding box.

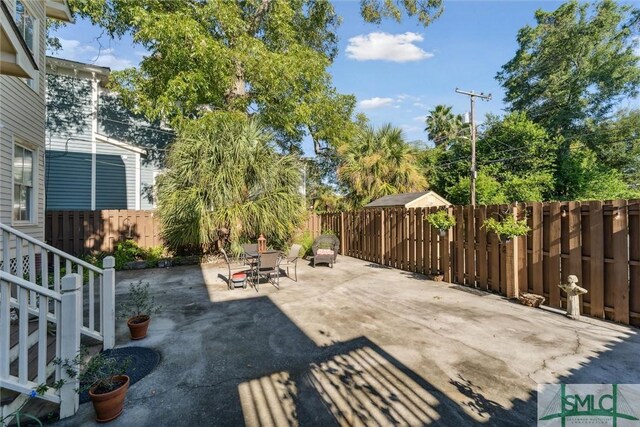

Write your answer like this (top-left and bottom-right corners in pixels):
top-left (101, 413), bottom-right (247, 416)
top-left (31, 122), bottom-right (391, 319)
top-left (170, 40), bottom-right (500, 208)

top-left (455, 88), bottom-right (491, 206)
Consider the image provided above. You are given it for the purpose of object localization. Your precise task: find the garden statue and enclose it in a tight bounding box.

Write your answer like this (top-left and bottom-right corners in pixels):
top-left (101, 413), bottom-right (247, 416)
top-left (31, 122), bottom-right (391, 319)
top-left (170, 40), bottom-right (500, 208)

top-left (559, 275), bottom-right (587, 320)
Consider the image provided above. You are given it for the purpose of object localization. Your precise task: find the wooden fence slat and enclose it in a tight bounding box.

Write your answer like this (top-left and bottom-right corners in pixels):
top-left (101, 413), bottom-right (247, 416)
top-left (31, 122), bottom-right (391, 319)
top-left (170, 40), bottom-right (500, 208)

top-left (547, 202), bottom-right (562, 308)
top-left (588, 201), bottom-right (604, 318)
top-left (409, 209), bottom-right (416, 273)
top-left (415, 208), bottom-right (423, 275)
top-left (477, 206), bottom-right (488, 290)
top-left (531, 202), bottom-right (543, 296)
top-left (455, 206), bottom-right (465, 284)
top-left (465, 205), bottom-right (475, 287)
top-left (611, 200), bottom-right (629, 324)
top-left (430, 208), bottom-right (438, 275)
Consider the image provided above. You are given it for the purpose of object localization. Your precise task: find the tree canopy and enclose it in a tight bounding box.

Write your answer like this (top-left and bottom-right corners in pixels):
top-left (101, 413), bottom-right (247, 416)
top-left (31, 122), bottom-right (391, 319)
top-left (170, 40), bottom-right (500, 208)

top-left (497, 0), bottom-right (640, 137)
top-left (68, 0), bottom-right (444, 154)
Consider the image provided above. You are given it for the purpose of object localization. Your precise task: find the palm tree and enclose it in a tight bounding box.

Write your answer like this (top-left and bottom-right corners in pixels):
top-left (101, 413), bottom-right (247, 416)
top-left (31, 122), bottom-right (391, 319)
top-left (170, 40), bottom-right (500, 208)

top-left (424, 104), bottom-right (464, 147)
top-left (337, 123), bottom-right (427, 209)
top-left (156, 112), bottom-right (304, 252)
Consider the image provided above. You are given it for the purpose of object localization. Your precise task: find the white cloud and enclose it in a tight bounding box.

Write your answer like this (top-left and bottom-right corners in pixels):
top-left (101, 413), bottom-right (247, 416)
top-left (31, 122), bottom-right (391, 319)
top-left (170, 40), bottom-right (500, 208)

top-left (634, 36), bottom-right (640, 57)
top-left (91, 48), bottom-right (133, 70)
top-left (346, 32), bottom-right (433, 63)
top-left (49, 39), bottom-right (133, 70)
top-left (358, 97), bottom-right (395, 109)
top-left (413, 102), bottom-right (428, 109)
top-left (413, 115), bottom-right (426, 122)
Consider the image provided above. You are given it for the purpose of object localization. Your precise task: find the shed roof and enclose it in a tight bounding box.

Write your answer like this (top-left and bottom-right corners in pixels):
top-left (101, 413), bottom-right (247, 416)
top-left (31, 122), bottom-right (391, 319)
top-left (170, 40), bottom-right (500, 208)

top-left (364, 191), bottom-right (450, 208)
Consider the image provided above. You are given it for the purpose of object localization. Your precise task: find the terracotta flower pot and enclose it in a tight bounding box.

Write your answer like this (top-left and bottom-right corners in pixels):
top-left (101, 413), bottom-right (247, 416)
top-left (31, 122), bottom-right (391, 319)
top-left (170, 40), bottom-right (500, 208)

top-left (89, 375), bottom-right (130, 423)
top-left (127, 315), bottom-right (150, 340)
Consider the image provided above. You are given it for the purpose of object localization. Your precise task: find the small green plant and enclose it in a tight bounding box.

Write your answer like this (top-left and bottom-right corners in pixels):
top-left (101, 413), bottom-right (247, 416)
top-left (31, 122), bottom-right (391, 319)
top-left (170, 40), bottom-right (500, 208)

top-left (483, 216), bottom-right (530, 242)
top-left (55, 349), bottom-right (131, 394)
top-left (113, 240), bottom-right (143, 270)
top-left (119, 281), bottom-right (162, 321)
top-left (425, 210), bottom-right (456, 233)
top-left (294, 231), bottom-right (314, 258)
top-left (143, 245), bottom-right (165, 267)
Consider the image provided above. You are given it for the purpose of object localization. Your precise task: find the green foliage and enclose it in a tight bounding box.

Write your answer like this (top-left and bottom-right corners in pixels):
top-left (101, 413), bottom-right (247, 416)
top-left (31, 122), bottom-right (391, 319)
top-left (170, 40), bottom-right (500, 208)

top-left (483, 216), bottom-right (531, 241)
top-left (425, 210), bottom-right (456, 232)
top-left (157, 112), bottom-right (304, 252)
top-left (446, 172), bottom-right (506, 206)
top-left (144, 246), bottom-right (165, 268)
top-left (69, 0), bottom-right (356, 154)
top-left (118, 281), bottom-right (162, 319)
top-left (293, 231), bottom-right (314, 258)
top-left (338, 123), bottom-right (427, 209)
top-left (424, 104), bottom-right (465, 147)
top-left (56, 349), bottom-right (131, 394)
top-left (497, 0), bottom-right (640, 136)
top-left (360, 0), bottom-right (443, 26)
top-left (113, 240), bottom-right (142, 270)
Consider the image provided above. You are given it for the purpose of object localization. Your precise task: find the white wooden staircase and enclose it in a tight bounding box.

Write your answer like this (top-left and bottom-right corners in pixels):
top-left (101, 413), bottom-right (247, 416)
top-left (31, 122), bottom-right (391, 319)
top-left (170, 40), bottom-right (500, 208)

top-left (0, 223), bottom-right (116, 425)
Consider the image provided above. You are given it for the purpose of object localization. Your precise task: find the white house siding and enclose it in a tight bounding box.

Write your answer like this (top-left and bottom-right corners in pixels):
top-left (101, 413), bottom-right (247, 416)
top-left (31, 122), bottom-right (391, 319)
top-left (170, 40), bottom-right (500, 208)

top-left (140, 164), bottom-right (159, 210)
top-left (0, 0), bottom-right (47, 242)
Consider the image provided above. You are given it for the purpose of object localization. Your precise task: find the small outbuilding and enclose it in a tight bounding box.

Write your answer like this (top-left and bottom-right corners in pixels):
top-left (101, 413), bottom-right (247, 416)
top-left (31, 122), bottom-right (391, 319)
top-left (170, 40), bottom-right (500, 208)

top-left (364, 191), bottom-right (450, 209)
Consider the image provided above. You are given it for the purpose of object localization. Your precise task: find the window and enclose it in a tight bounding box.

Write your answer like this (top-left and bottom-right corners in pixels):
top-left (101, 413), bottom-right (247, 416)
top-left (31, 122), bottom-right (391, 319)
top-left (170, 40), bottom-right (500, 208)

top-left (13, 145), bottom-right (34, 222)
top-left (14, 0), bottom-right (38, 91)
top-left (15, 0), bottom-right (34, 53)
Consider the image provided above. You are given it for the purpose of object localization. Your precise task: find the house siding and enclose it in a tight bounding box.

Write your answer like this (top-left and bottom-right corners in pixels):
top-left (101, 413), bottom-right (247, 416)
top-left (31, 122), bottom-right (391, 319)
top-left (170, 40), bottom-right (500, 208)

top-left (0, 0), bottom-right (47, 242)
top-left (45, 74), bottom-right (93, 210)
top-left (44, 67), bottom-right (169, 211)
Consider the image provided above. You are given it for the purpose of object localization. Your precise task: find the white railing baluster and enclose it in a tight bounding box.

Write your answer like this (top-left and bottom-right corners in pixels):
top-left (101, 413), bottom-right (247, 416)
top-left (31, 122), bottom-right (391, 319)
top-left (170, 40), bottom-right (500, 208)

top-left (54, 298), bottom-right (61, 384)
top-left (89, 270), bottom-right (95, 331)
top-left (53, 254), bottom-right (60, 293)
top-left (16, 237), bottom-right (23, 278)
top-left (18, 286), bottom-right (28, 384)
top-left (38, 295), bottom-right (48, 384)
top-left (0, 279), bottom-right (10, 378)
top-left (29, 243), bottom-right (36, 308)
top-left (65, 260), bottom-right (72, 277)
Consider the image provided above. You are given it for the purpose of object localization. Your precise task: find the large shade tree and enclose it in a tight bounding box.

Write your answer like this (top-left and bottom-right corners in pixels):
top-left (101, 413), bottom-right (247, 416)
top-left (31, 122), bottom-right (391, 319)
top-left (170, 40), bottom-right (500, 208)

top-left (69, 0), bottom-right (444, 154)
top-left (338, 123), bottom-right (427, 209)
top-left (497, 0), bottom-right (640, 138)
top-left (157, 112), bottom-right (304, 252)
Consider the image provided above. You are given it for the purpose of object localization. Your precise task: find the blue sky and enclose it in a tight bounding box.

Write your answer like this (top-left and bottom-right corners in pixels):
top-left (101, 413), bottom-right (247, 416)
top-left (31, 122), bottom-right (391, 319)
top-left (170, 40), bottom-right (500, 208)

top-left (48, 1), bottom-right (635, 154)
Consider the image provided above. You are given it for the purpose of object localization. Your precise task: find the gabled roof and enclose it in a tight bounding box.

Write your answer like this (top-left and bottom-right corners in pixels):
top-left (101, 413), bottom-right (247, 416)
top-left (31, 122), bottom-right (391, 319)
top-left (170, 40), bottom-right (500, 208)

top-left (364, 191), bottom-right (450, 208)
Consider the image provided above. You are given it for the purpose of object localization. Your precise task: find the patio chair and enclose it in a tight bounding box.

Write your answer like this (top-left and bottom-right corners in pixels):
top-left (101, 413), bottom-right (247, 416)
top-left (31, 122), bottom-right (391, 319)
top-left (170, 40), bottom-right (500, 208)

top-left (280, 244), bottom-right (302, 281)
top-left (256, 251), bottom-right (282, 290)
top-left (221, 248), bottom-right (252, 290)
top-left (311, 234), bottom-right (339, 268)
top-left (241, 243), bottom-right (259, 264)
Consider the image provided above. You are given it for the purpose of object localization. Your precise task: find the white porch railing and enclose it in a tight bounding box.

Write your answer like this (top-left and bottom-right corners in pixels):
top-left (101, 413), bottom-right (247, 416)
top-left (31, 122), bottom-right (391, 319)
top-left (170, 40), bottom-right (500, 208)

top-left (0, 222), bottom-right (116, 420)
top-left (0, 223), bottom-right (115, 347)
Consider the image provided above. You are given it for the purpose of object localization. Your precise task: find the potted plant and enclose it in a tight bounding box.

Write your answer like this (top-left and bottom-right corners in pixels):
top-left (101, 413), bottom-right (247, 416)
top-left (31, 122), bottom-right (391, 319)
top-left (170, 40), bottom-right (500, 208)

top-left (81, 353), bottom-right (131, 423)
top-left (55, 350), bottom-right (132, 423)
top-left (119, 281), bottom-right (162, 340)
top-left (482, 216), bottom-right (530, 243)
top-left (425, 210), bottom-right (456, 236)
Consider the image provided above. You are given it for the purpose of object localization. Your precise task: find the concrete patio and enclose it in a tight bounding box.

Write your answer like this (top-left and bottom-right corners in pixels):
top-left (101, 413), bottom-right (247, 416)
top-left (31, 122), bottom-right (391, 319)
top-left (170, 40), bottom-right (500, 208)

top-left (56, 255), bottom-right (640, 426)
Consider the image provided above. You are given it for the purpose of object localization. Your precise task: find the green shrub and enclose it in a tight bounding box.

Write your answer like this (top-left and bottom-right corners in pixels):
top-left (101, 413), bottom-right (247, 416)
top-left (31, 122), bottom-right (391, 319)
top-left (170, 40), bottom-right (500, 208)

top-left (294, 231), bottom-right (314, 258)
top-left (113, 240), bottom-right (143, 270)
top-left (143, 245), bottom-right (165, 268)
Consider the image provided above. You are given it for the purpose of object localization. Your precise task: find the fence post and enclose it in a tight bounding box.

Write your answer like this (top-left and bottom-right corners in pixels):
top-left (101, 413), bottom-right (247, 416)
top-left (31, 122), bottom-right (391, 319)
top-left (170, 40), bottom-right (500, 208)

top-left (505, 204), bottom-right (520, 299)
top-left (340, 212), bottom-right (346, 255)
top-left (380, 209), bottom-right (386, 265)
top-left (102, 256), bottom-right (116, 350)
top-left (59, 274), bottom-right (81, 419)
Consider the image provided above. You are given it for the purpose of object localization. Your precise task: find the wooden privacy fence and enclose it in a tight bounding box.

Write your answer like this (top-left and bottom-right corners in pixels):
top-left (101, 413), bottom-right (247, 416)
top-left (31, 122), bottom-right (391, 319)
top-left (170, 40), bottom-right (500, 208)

top-left (314, 199), bottom-right (640, 327)
top-left (46, 210), bottom-right (162, 256)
